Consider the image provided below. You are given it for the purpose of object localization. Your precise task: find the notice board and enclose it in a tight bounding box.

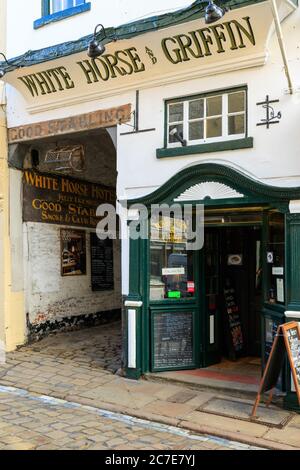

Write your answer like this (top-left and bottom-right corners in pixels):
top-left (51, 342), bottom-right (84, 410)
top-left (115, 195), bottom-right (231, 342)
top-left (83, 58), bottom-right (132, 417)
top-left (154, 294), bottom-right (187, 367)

top-left (90, 233), bottom-right (114, 292)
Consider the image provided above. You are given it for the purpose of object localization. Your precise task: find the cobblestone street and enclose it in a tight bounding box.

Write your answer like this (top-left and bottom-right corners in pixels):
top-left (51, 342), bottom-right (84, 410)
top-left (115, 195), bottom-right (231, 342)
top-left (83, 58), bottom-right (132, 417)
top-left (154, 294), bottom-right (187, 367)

top-left (0, 322), bottom-right (298, 450)
top-left (0, 386), bottom-right (258, 450)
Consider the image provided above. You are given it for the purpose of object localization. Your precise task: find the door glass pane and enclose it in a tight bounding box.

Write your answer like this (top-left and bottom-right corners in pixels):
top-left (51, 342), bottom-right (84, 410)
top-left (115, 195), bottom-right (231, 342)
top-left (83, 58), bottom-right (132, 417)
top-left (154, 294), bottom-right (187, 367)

top-left (266, 212), bottom-right (285, 304)
top-left (150, 216), bottom-right (194, 301)
top-left (169, 103), bottom-right (184, 123)
top-left (189, 99), bottom-right (204, 120)
top-left (207, 117), bottom-right (222, 138)
top-left (206, 96), bottom-right (222, 117)
top-left (189, 121), bottom-right (204, 141)
top-left (228, 92), bottom-right (245, 114)
top-left (228, 114), bottom-right (245, 135)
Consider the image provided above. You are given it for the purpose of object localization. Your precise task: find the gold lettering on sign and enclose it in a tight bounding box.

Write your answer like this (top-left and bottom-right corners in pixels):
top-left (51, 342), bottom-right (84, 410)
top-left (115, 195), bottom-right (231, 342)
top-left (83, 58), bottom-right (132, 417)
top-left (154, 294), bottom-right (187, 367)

top-left (18, 66), bottom-right (75, 97)
top-left (161, 16), bottom-right (255, 64)
top-left (23, 170), bottom-right (116, 229)
top-left (8, 104), bottom-right (131, 143)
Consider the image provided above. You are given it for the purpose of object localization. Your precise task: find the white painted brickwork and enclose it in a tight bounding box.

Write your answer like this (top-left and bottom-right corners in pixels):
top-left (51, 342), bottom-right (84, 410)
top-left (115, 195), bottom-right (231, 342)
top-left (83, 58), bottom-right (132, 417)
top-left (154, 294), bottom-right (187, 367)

top-left (24, 222), bottom-right (121, 325)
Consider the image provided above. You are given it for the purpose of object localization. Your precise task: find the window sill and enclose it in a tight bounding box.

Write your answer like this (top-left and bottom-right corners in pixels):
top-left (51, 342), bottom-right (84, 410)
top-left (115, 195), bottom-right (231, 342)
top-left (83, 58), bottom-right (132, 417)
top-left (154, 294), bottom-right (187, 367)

top-left (34, 3), bottom-right (91, 29)
top-left (156, 137), bottom-right (254, 159)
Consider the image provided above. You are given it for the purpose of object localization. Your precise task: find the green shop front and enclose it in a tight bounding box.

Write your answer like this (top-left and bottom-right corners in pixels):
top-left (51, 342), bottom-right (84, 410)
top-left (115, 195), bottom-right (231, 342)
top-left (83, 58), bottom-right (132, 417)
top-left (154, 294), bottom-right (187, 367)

top-left (124, 163), bottom-right (300, 412)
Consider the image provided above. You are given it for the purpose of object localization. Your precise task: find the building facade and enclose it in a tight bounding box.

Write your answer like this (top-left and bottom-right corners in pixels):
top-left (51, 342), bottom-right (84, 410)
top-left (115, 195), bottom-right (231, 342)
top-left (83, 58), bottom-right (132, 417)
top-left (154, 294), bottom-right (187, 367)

top-left (1, 0), bottom-right (300, 411)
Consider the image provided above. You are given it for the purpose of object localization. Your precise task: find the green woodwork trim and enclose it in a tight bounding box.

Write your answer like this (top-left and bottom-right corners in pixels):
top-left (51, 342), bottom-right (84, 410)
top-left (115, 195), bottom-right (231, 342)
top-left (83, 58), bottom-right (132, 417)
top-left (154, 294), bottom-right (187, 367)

top-left (129, 163), bottom-right (300, 206)
top-left (157, 138), bottom-right (253, 159)
top-left (2, 0), bottom-right (267, 72)
top-left (286, 214), bottom-right (300, 311)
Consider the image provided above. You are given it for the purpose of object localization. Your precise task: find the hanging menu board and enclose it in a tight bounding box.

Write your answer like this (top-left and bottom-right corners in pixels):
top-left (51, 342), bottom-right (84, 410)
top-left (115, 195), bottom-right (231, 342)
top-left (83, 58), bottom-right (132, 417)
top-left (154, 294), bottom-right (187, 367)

top-left (90, 233), bottom-right (114, 292)
top-left (223, 279), bottom-right (244, 358)
top-left (252, 322), bottom-right (300, 417)
top-left (152, 311), bottom-right (194, 370)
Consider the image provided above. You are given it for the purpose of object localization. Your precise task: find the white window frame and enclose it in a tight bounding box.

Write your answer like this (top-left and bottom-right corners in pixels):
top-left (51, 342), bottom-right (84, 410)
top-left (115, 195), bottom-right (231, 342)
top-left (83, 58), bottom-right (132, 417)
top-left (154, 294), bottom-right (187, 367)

top-left (166, 89), bottom-right (247, 149)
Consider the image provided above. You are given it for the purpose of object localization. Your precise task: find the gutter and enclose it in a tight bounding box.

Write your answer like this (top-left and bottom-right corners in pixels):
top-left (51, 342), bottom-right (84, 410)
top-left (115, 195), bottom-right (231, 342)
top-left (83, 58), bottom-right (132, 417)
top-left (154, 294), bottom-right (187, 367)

top-left (270, 0), bottom-right (294, 94)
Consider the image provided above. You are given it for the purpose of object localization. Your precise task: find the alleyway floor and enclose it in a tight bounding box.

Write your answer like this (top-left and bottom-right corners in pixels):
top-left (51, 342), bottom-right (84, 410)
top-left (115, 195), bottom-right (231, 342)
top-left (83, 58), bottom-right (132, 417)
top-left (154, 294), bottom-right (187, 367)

top-left (0, 321), bottom-right (299, 450)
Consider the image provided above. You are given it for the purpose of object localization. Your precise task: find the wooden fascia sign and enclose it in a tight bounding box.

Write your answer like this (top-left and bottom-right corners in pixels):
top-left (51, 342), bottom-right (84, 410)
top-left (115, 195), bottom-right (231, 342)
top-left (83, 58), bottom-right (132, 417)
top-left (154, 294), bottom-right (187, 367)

top-left (4, 2), bottom-right (280, 110)
top-left (252, 322), bottom-right (300, 418)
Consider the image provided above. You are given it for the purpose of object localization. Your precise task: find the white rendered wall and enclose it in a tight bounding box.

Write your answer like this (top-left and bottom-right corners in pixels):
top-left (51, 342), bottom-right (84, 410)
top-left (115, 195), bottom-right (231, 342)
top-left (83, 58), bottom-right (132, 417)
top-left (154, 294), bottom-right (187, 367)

top-left (5, 0), bottom-right (192, 58)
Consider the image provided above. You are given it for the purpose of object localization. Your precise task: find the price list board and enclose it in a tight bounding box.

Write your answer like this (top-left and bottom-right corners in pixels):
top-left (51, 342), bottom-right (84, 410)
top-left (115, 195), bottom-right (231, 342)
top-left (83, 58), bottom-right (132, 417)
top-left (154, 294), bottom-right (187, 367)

top-left (285, 324), bottom-right (300, 389)
top-left (90, 234), bottom-right (114, 292)
top-left (152, 311), bottom-right (194, 370)
top-left (223, 280), bottom-right (244, 358)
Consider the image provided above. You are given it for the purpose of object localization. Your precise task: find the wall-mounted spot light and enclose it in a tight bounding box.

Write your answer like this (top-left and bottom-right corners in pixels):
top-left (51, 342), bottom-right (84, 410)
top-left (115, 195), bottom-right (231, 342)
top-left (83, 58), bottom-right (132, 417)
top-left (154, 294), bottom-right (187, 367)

top-left (0, 53), bottom-right (9, 78)
top-left (201, 1), bottom-right (228, 25)
top-left (87, 24), bottom-right (107, 58)
top-left (169, 128), bottom-right (187, 147)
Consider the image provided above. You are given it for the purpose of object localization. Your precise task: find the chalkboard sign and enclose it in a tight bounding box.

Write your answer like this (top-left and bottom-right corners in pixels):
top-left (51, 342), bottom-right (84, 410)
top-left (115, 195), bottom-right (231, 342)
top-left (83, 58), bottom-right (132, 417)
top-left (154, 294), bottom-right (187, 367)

top-left (252, 322), bottom-right (300, 417)
top-left (285, 323), bottom-right (300, 392)
top-left (90, 234), bottom-right (114, 291)
top-left (152, 311), bottom-right (194, 370)
top-left (223, 278), bottom-right (244, 359)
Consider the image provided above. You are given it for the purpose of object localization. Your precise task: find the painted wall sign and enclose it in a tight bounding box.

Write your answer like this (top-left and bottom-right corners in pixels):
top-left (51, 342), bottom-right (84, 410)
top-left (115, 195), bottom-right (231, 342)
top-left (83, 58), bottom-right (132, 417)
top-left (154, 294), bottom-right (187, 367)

top-left (23, 170), bottom-right (115, 228)
top-left (8, 104), bottom-right (131, 143)
top-left (5, 2), bottom-right (281, 112)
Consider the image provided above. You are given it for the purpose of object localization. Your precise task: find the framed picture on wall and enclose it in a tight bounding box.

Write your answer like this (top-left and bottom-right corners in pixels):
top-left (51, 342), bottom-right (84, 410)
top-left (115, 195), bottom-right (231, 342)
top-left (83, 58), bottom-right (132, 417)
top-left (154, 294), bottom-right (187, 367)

top-left (61, 229), bottom-right (87, 277)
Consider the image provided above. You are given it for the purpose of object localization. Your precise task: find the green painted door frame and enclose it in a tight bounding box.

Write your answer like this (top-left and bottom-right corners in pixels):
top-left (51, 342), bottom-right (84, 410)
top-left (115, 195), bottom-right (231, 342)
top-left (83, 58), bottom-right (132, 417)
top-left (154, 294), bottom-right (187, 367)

top-left (123, 163), bottom-right (300, 413)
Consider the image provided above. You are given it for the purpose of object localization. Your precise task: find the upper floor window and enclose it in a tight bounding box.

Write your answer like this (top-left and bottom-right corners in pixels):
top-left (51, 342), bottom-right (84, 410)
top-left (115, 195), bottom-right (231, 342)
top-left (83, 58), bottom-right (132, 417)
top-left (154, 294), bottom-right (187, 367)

top-left (166, 88), bottom-right (247, 148)
top-left (34, 0), bottom-right (91, 29)
top-left (49, 0), bottom-right (86, 14)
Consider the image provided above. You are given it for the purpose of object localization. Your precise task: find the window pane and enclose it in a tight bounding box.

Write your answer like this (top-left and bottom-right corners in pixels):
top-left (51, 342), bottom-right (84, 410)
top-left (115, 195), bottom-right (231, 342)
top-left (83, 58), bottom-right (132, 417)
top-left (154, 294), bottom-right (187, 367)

top-left (51, 0), bottom-right (84, 13)
top-left (228, 92), bottom-right (245, 114)
top-left (189, 99), bottom-right (204, 120)
top-left (150, 216), bottom-right (194, 301)
top-left (189, 121), bottom-right (204, 141)
top-left (228, 114), bottom-right (245, 135)
top-left (169, 124), bottom-right (184, 144)
top-left (207, 117), bottom-right (222, 138)
top-left (206, 96), bottom-right (222, 117)
top-left (169, 103), bottom-right (184, 123)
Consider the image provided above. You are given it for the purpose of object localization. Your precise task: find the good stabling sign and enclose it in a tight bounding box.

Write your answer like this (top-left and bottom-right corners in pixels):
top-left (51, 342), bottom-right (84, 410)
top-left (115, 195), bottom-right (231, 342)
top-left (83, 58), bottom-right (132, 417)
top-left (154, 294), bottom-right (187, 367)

top-left (252, 322), bottom-right (300, 417)
top-left (23, 170), bottom-right (115, 229)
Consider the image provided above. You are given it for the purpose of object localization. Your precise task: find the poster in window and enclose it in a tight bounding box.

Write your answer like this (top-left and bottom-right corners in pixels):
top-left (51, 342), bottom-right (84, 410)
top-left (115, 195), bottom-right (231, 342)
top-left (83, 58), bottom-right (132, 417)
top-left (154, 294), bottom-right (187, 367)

top-left (61, 229), bottom-right (86, 276)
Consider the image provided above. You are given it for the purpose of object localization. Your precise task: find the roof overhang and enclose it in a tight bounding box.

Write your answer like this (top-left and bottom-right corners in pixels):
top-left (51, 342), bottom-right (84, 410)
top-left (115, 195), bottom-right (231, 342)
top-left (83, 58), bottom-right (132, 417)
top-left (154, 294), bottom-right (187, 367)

top-left (1, 0), bottom-right (297, 114)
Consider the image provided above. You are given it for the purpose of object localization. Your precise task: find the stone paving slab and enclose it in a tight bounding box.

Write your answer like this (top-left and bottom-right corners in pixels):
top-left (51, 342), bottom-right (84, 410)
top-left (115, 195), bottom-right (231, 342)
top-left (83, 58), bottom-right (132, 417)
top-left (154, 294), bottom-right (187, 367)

top-left (0, 323), bottom-right (298, 450)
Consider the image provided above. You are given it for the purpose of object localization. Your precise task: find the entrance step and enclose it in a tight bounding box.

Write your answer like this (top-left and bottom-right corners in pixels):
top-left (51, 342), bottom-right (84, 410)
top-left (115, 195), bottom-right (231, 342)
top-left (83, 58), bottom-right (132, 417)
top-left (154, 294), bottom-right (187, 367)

top-left (145, 370), bottom-right (284, 403)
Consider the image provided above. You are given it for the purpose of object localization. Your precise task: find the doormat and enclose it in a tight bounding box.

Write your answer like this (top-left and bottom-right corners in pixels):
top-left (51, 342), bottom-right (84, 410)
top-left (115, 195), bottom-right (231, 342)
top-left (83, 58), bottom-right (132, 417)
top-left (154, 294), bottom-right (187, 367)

top-left (167, 391), bottom-right (197, 404)
top-left (196, 397), bottom-right (294, 429)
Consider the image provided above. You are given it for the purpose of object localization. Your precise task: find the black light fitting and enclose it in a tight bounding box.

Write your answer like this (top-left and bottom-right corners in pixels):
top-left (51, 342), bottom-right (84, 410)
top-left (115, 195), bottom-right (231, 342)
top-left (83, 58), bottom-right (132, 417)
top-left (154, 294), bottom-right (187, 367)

top-left (0, 53), bottom-right (9, 78)
top-left (169, 128), bottom-right (187, 147)
top-left (87, 24), bottom-right (107, 59)
top-left (202, 0), bottom-right (228, 24)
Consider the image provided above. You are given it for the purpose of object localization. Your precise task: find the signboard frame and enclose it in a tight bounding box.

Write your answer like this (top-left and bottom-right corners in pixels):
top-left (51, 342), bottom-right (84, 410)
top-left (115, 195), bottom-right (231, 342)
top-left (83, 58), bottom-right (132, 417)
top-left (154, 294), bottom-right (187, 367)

top-left (252, 321), bottom-right (300, 417)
